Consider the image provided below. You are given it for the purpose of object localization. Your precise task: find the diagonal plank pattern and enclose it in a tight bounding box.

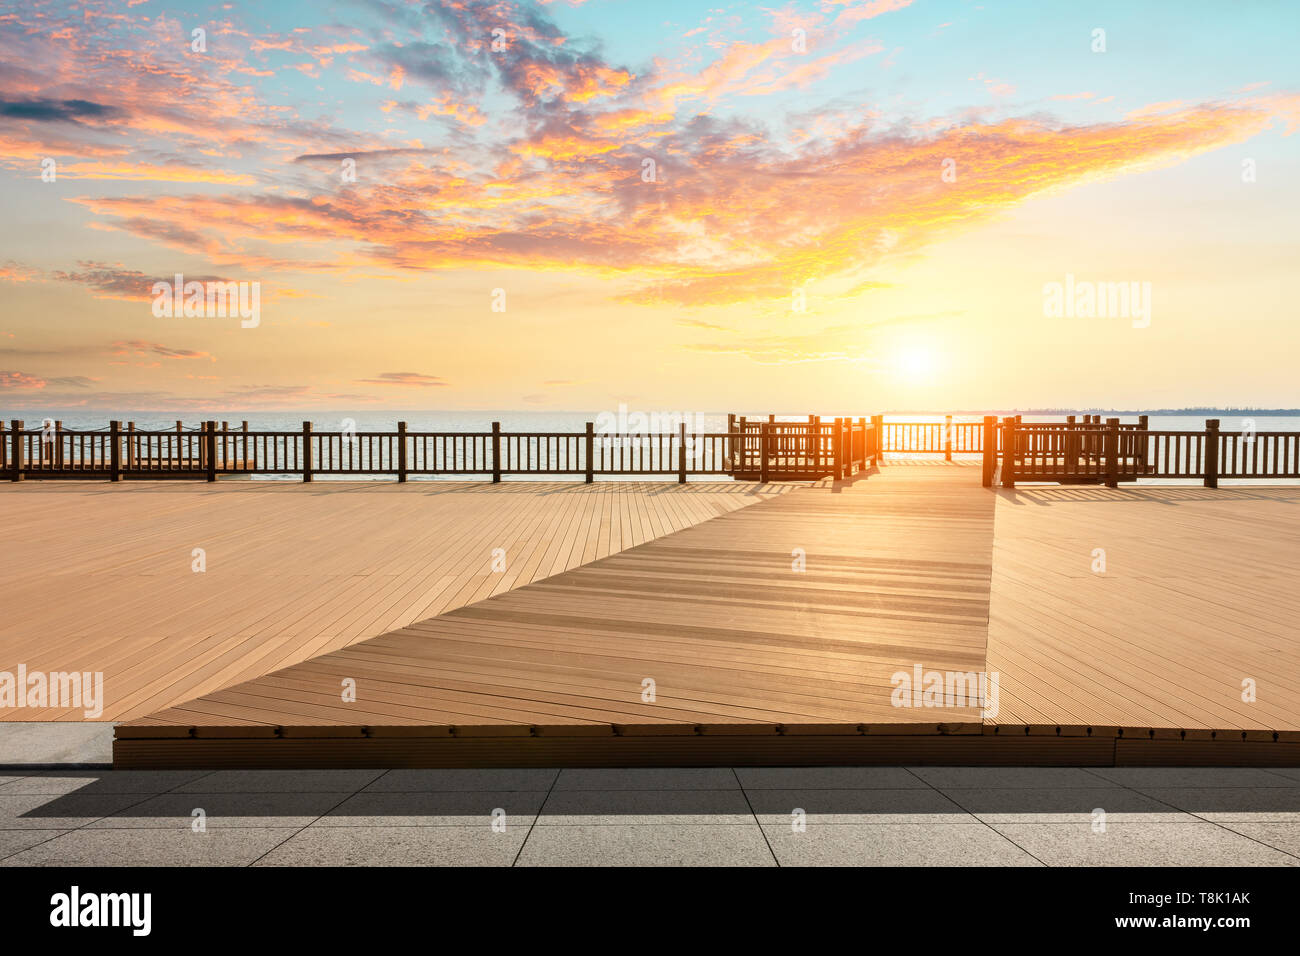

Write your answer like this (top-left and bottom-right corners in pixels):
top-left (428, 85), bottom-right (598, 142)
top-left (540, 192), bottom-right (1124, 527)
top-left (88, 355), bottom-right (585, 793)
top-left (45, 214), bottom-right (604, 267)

top-left (986, 484), bottom-right (1300, 739)
top-left (108, 469), bottom-right (1300, 767)
top-left (118, 467), bottom-right (999, 747)
top-left (0, 480), bottom-right (784, 720)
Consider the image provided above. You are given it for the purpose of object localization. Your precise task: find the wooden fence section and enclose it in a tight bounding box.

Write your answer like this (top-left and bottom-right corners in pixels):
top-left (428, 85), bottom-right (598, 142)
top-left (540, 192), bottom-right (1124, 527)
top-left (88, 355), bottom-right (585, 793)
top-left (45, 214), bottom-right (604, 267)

top-left (9, 415), bottom-right (1298, 488)
top-left (727, 415), bottom-right (876, 480)
top-left (989, 417), bottom-right (1300, 489)
top-left (2, 416), bottom-right (879, 484)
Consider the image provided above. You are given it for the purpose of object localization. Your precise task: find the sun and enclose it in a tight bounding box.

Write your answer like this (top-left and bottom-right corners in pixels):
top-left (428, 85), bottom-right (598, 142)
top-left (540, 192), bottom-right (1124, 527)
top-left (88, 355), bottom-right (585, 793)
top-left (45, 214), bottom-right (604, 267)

top-left (893, 345), bottom-right (938, 382)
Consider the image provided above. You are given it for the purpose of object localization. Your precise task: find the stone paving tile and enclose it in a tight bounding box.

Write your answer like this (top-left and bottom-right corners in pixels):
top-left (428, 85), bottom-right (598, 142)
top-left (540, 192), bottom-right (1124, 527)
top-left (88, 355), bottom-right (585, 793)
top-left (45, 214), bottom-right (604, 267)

top-left (2, 766), bottom-right (1298, 865)
top-left (988, 820), bottom-right (1300, 867)
top-left (735, 767), bottom-right (922, 790)
top-left (747, 788), bottom-right (971, 824)
top-left (762, 822), bottom-right (1040, 866)
top-left (516, 823), bottom-right (775, 866)
top-left (254, 825), bottom-right (526, 866)
top-left (555, 768), bottom-right (739, 791)
top-left (0, 792), bottom-right (145, 829)
top-left (1, 827), bottom-right (300, 866)
top-left (938, 787), bottom-right (1192, 823)
top-left (1, 771), bottom-right (212, 795)
top-left (1088, 768), bottom-right (1300, 788)
top-left (537, 788), bottom-right (752, 825)
top-left (172, 769), bottom-right (384, 793)
top-left (1130, 787), bottom-right (1300, 821)
top-left (362, 768), bottom-right (558, 792)
top-left (86, 791), bottom-right (350, 829)
top-left (1264, 768), bottom-right (1300, 783)
top-left (907, 767), bottom-right (1115, 789)
top-left (0, 829), bottom-right (68, 859)
top-left (319, 790), bottom-right (547, 826)
top-left (1214, 821), bottom-right (1300, 858)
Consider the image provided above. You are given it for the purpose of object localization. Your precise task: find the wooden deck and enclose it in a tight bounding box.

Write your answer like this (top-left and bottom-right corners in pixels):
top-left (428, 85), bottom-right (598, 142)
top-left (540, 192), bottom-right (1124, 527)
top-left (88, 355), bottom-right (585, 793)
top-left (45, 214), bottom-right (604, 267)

top-left (108, 465), bottom-right (1300, 768)
top-left (0, 480), bottom-right (787, 721)
top-left (6, 465), bottom-right (1298, 767)
top-left (987, 483), bottom-right (1300, 738)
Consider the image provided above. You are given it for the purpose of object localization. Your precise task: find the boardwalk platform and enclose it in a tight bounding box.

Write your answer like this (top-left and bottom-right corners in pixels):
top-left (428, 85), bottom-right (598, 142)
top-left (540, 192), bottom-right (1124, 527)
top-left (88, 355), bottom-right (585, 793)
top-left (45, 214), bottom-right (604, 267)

top-left (106, 466), bottom-right (1300, 768)
top-left (0, 481), bottom-right (785, 721)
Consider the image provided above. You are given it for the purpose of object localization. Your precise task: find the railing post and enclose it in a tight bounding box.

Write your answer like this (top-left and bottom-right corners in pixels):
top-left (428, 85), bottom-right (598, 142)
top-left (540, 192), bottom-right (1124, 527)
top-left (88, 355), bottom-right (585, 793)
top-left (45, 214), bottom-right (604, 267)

top-left (1104, 417), bottom-right (1119, 488)
top-left (759, 421), bottom-right (769, 484)
top-left (1137, 413), bottom-right (1150, 475)
top-left (205, 421), bottom-right (217, 482)
top-left (813, 416), bottom-right (822, 472)
top-left (944, 414), bottom-right (953, 461)
top-left (397, 421), bottom-right (408, 483)
top-left (982, 415), bottom-right (996, 487)
top-left (678, 421), bottom-right (687, 484)
top-left (302, 421), bottom-right (313, 483)
top-left (871, 414), bottom-right (884, 465)
top-left (110, 420), bottom-right (122, 482)
top-left (9, 420), bottom-right (21, 482)
top-left (1001, 418), bottom-right (1016, 488)
top-left (584, 422), bottom-right (594, 483)
top-left (1204, 418), bottom-right (1220, 489)
top-left (842, 419), bottom-right (851, 478)
top-left (491, 421), bottom-right (501, 483)
top-left (857, 417), bottom-right (867, 473)
top-left (832, 417), bottom-right (842, 478)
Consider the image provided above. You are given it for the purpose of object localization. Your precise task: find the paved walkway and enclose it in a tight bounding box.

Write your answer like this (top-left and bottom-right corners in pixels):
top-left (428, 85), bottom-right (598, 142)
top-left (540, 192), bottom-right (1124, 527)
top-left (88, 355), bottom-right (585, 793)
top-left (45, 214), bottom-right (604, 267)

top-left (3, 767), bottom-right (1298, 866)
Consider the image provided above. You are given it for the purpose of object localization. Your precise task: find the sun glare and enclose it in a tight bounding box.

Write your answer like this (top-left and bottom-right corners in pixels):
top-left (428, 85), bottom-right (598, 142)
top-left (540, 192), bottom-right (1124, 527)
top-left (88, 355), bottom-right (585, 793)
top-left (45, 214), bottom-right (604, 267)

top-left (893, 345), bottom-right (938, 382)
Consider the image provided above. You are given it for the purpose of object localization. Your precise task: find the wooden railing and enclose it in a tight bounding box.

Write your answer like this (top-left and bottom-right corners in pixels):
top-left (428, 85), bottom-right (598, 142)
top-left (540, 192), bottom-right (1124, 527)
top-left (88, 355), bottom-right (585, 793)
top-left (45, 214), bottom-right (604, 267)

top-left (12, 415), bottom-right (1292, 488)
top-left (989, 418), bottom-right (1300, 488)
top-left (728, 416), bottom-right (877, 479)
top-left (3, 417), bottom-right (879, 484)
top-left (876, 414), bottom-right (1148, 459)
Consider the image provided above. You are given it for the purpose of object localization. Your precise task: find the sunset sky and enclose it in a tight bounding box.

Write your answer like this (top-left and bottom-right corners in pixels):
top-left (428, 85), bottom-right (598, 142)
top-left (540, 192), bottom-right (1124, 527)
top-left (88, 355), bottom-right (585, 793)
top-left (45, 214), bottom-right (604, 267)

top-left (1, 0), bottom-right (1297, 413)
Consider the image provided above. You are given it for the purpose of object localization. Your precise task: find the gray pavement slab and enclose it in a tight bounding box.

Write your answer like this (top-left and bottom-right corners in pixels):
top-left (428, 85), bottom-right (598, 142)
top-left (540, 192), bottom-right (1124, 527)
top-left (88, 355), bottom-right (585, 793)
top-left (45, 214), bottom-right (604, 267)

top-left (362, 768), bottom-right (559, 792)
top-left (254, 824), bottom-right (527, 866)
top-left (988, 820), bottom-right (1300, 866)
top-left (748, 787), bottom-right (971, 824)
top-left (554, 767), bottom-right (739, 791)
top-left (0, 723), bottom-right (115, 766)
top-left (537, 788), bottom-right (753, 825)
top-left (938, 786), bottom-right (1192, 823)
top-left (516, 823), bottom-right (775, 866)
top-left (320, 789), bottom-right (548, 826)
top-left (1, 827), bottom-right (300, 866)
top-left (908, 767), bottom-right (1116, 789)
top-left (761, 821), bottom-right (1041, 866)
